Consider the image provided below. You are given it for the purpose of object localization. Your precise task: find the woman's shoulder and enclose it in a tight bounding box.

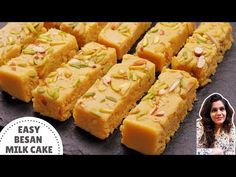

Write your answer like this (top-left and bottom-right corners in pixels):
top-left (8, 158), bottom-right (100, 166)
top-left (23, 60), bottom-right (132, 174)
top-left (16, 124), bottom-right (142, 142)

top-left (196, 118), bottom-right (203, 127)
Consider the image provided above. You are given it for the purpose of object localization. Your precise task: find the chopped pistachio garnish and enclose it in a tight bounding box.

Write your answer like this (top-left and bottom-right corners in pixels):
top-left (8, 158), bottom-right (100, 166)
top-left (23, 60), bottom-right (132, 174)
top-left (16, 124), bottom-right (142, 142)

top-left (160, 22), bottom-right (178, 27)
top-left (150, 27), bottom-right (158, 33)
top-left (26, 23), bottom-right (37, 33)
top-left (102, 65), bottom-right (111, 74)
top-left (8, 36), bottom-right (15, 45)
top-left (47, 87), bottom-right (60, 100)
top-left (136, 111), bottom-right (148, 120)
top-left (111, 73), bottom-right (127, 79)
top-left (38, 35), bottom-right (52, 42)
top-left (105, 96), bottom-right (117, 103)
top-left (89, 110), bottom-right (101, 117)
top-left (205, 32), bottom-right (219, 49)
top-left (98, 82), bottom-right (106, 92)
top-left (195, 34), bottom-right (207, 43)
top-left (100, 98), bottom-right (106, 103)
top-left (37, 87), bottom-right (45, 94)
top-left (129, 107), bottom-right (140, 114)
top-left (142, 37), bottom-right (148, 47)
top-left (22, 49), bottom-right (36, 55)
top-left (73, 78), bottom-right (80, 87)
top-left (48, 71), bottom-right (57, 78)
top-left (28, 70), bottom-right (37, 77)
top-left (142, 92), bottom-right (155, 101)
top-left (118, 25), bottom-right (130, 37)
top-left (95, 53), bottom-right (106, 64)
top-left (83, 92), bottom-right (96, 98)
top-left (69, 22), bottom-right (79, 29)
top-left (50, 41), bottom-right (66, 46)
top-left (129, 65), bottom-right (146, 70)
top-left (64, 70), bottom-right (72, 78)
top-left (99, 108), bottom-right (113, 113)
top-left (81, 47), bottom-right (95, 55)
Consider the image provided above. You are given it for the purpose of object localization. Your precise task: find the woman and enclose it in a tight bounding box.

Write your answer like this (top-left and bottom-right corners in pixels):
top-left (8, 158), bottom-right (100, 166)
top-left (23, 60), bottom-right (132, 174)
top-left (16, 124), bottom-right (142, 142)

top-left (196, 93), bottom-right (235, 155)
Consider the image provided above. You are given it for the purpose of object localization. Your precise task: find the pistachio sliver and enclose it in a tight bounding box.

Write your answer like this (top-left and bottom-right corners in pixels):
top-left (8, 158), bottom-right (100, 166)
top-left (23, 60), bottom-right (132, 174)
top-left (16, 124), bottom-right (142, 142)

top-left (105, 96), bottom-right (117, 103)
top-left (99, 108), bottom-right (113, 113)
top-left (22, 49), bottom-right (36, 55)
top-left (37, 87), bottom-right (45, 94)
top-left (73, 78), bottom-right (80, 87)
top-left (129, 65), bottom-right (146, 70)
top-left (48, 71), bottom-right (58, 78)
top-left (28, 70), bottom-right (37, 77)
top-left (83, 92), bottom-right (96, 98)
top-left (130, 107), bottom-right (140, 114)
top-left (50, 41), bottom-right (66, 46)
top-left (26, 23), bottom-right (37, 33)
top-left (47, 87), bottom-right (60, 100)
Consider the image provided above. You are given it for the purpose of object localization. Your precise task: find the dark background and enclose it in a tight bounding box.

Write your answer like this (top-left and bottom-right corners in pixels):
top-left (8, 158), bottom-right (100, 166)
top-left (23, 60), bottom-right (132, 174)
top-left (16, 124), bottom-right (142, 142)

top-left (0, 22), bottom-right (236, 155)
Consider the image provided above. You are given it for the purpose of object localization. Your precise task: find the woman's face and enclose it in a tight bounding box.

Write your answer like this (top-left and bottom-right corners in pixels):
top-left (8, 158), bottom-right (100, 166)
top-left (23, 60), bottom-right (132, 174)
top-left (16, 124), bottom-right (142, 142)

top-left (210, 100), bottom-right (226, 126)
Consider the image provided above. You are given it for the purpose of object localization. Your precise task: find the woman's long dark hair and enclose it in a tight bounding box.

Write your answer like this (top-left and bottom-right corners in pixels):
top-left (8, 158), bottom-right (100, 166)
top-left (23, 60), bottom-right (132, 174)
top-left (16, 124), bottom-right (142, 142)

top-left (200, 93), bottom-right (233, 148)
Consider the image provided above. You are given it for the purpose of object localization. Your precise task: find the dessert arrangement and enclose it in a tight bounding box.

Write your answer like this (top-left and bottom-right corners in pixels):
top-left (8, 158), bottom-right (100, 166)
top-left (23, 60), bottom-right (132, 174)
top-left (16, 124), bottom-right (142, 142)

top-left (0, 22), bottom-right (233, 155)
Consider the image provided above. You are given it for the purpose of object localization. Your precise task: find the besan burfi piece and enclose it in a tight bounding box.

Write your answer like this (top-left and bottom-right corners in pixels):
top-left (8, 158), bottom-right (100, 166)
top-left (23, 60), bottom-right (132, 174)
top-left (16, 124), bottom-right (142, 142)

top-left (120, 69), bottom-right (198, 155)
top-left (73, 54), bottom-right (155, 139)
top-left (0, 29), bottom-right (78, 102)
top-left (0, 22), bottom-right (46, 66)
top-left (172, 38), bottom-right (218, 87)
top-left (98, 22), bottom-right (151, 59)
top-left (60, 22), bottom-right (107, 47)
top-left (21, 28), bottom-right (78, 78)
top-left (191, 22), bottom-right (233, 63)
top-left (32, 42), bottom-right (117, 121)
top-left (0, 55), bottom-right (38, 102)
top-left (136, 22), bottom-right (196, 72)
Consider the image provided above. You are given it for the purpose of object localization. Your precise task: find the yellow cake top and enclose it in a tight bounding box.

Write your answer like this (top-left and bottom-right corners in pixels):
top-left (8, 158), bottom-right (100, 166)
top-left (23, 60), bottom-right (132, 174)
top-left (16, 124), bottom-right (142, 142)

top-left (172, 39), bottom-right (217, 70)
top-left (0, 22), bottom-right (45, 48)
top-left (193, 22), bottom-right (232, 50)
top-left (75, 54), bottom-right (155, 120)
top-left (137, 22), bottom-right (195, 54)
top-left (125, 93), bottom-right (183, 129)
top-left (34, 42), bottom-right (116, 101)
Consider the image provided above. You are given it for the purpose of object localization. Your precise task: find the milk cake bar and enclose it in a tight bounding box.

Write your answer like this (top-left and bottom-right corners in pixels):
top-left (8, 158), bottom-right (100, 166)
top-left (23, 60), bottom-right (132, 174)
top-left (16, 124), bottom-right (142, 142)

top-left (171, 22), bottom-right (233, 87)
top-left (98, 22), bottom-right (152, 59)
top-left (0, 28), bottom-right (78, 102)
top-left (60, 22), bottom-right (107, 47)
top-left (192, 22), bottom-right (233, 63)
top-left (120, 69), bottom-right (198, 154)
top-left (136, 22), bottom-right (196, 72)
top-left (73, 54), bottom-right (155, 139)
top-left (32, 42), bottom-right (117, 121)
top-left (0, 22), bottom-right (46, 66)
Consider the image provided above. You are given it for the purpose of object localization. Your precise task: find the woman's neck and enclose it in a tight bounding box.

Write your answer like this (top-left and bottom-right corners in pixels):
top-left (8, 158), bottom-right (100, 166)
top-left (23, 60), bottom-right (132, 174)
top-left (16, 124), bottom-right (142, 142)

top-left (215, 124), bottom-right (222, 135)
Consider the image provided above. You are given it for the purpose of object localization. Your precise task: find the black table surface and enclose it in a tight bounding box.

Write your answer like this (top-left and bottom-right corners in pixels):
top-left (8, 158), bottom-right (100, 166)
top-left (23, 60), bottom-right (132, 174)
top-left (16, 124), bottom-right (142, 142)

top-left (0, 22), bottom-right (236, 155)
